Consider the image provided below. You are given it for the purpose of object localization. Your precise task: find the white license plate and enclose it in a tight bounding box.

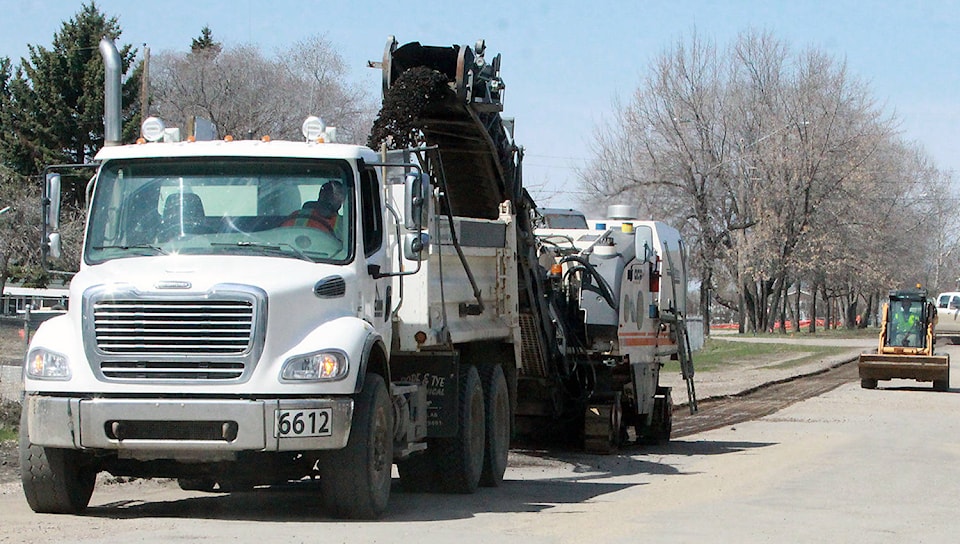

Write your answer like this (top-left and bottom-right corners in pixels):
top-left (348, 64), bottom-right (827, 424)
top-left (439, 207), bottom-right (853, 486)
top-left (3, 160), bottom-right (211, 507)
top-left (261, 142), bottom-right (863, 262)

top-left (274, 408), bottom-right (332, 438)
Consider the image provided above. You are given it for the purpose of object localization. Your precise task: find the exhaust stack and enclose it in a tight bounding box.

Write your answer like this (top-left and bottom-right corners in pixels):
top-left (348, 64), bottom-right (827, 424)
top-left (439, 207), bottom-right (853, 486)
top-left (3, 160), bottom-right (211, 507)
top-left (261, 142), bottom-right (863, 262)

top-left (99, 37), bottom-right (122, 146)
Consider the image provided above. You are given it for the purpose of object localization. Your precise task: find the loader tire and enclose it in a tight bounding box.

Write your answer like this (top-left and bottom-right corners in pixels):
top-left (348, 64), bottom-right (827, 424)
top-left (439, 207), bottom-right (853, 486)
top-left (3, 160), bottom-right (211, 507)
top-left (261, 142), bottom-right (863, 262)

top-left (933, 368), bottom-right (949, 391)
top-left (860, 378), bottom-right (878, 389)
top-left (19, 410), bottom-right (97, 514)
top-left (320, 373), bottom-right (393, 519)
top-left (479, 363), bottom-right (510, 487)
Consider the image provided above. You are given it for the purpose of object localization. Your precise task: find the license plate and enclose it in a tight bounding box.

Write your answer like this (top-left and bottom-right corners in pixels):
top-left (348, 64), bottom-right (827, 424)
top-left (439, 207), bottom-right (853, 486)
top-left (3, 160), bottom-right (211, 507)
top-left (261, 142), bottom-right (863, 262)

top-left (274, 408), bottom-right (332, 438)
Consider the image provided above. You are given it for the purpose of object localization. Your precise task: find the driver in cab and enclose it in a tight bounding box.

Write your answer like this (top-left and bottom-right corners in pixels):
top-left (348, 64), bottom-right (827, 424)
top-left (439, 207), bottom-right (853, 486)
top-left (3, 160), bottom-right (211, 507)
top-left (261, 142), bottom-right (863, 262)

top-left (891, 299), bottom-right (922, 347)
top-left (282, 180), bottom-right (344, 236)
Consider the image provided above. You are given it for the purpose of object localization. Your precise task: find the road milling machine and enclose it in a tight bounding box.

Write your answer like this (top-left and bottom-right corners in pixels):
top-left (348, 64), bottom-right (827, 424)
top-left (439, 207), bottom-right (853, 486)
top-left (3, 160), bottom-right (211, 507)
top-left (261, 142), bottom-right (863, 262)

top-left (373, 37), bottom-right (698, 452)
top-left (858, 288), bottom-right (950, 391)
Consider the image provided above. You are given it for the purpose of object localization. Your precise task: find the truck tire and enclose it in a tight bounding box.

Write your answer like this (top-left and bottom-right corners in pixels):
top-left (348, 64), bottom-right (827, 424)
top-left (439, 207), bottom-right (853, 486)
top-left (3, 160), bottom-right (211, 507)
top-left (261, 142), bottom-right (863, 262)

top-left (434, 364), bottom-right (486, 493)
top-left (320, 373), bottom-right (394, 519)
top-left (861, 378), bottom-right (878, 389)
top-left (479, 363), bottom-right (510, 487)
top-left (19, 411), bottom-right (97, 514)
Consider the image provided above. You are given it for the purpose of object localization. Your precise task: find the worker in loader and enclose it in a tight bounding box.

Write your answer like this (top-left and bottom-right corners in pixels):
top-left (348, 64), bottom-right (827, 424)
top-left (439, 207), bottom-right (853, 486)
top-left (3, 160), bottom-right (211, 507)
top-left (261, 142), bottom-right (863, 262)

top-left (890, 298), bottom-right (922, 347)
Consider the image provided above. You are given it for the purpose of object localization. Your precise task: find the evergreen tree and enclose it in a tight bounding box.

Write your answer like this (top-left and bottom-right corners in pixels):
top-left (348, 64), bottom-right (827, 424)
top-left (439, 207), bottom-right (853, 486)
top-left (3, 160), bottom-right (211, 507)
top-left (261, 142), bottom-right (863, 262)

top-left (191, 26), bottom-right (222, 55)
top-left (0, 2), bottom-right (141, 180)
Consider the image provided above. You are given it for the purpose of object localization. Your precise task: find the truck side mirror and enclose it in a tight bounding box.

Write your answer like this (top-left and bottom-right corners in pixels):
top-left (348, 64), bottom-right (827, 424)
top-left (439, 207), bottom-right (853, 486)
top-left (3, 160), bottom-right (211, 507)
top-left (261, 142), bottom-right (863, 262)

top-left (404, 232), bottom-right (429, 261)
top-left (404, 172), bottom-right (430, 230)
top-left (634, 225), bottom-right (654, 262)
top-left (47, 232), bottom-right (62, 260)
top-left (46, 173), bottom-right (61, 230)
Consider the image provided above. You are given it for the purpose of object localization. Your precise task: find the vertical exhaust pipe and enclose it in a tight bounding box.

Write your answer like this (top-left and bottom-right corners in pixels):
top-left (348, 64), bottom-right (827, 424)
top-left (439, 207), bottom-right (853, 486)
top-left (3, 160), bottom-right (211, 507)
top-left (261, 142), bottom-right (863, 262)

top-left (99, 37), bottom-right (122, 146)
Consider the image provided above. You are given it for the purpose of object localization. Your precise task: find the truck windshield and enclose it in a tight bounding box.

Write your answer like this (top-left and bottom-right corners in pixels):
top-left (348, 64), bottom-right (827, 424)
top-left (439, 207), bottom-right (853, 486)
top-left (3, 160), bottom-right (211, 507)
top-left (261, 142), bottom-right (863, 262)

top-left (85, 157), bottom-right (355, 265)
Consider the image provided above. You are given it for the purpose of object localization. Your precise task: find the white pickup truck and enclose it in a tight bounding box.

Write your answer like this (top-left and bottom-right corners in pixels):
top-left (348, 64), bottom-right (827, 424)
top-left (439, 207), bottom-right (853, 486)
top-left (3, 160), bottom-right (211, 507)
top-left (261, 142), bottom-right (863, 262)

top-left (935, 292), bottom-right (960, 344)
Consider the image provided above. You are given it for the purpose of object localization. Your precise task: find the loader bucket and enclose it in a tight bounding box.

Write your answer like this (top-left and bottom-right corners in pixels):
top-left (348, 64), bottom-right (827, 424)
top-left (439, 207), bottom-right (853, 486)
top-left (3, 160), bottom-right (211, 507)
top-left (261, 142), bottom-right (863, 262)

top-left (858, 352), bottom-right (950, 389)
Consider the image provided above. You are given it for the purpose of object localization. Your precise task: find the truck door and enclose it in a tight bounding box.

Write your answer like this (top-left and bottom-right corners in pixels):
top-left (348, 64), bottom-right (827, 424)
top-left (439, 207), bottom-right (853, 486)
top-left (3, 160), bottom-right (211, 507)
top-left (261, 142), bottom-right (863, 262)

top-left (358, 165), bottom-right (392, 346)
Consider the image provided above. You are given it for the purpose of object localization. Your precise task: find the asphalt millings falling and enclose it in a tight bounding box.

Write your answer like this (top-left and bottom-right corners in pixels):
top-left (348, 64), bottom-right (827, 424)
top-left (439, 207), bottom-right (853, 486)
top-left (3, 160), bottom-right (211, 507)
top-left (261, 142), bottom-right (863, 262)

top-left (368, 66), bottom-right (452, 150)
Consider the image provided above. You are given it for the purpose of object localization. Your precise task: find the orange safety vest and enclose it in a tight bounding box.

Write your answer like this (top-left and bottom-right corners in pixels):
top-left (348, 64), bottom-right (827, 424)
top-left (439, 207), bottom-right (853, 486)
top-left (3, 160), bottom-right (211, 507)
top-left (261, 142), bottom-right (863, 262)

top-left (282, 209), bottom-right (337, 232)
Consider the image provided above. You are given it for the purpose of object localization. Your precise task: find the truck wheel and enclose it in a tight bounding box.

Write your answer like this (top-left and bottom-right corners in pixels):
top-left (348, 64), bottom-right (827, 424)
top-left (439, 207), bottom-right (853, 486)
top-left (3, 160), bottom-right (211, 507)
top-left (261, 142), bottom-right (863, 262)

top-left (479, 363), bottom-right (510, 487)
top-left (861, 378), bottom-right (878, 389)
top-left (19, 411), bottom-right (97, 514)
top-left (435, 364), bottom-right (486, 493)
top-left (320, 373), bottom-right (394, 519)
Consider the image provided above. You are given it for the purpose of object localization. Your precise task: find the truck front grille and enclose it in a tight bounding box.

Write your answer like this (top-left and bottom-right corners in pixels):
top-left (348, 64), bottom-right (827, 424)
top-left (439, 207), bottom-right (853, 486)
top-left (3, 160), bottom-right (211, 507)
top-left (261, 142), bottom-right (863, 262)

top-left (83, 286), bottom-right (266, 383)
top-left (93, 299), bottom-right (254, 355)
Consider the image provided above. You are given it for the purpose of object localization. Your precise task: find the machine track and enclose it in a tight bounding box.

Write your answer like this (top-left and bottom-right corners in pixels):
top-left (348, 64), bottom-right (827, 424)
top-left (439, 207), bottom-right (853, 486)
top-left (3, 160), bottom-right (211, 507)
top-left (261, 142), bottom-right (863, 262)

top-left (670, 361), bottom-right (859, 438)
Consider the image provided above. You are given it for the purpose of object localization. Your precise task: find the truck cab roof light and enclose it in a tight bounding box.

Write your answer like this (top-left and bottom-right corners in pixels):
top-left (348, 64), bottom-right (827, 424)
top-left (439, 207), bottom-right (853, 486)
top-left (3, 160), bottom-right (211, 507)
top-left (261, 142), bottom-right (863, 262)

top-left (302, 116), bottom-right (326, 142)
top-left (141, 116), bottom-right (166, 142)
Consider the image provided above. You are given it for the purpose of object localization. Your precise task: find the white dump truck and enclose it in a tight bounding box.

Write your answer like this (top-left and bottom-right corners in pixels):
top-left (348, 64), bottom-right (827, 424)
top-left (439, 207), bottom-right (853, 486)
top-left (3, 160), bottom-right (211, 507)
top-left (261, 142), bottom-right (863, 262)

top-left (19, 36), bottom-right (695, 519)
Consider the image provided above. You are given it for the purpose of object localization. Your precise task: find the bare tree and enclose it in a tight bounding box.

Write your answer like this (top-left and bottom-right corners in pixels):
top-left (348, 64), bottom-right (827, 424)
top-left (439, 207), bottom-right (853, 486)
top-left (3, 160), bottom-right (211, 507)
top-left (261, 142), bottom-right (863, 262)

top-left (582, 28), bottom-right (935, 334)
top-left (149, 34), bottom-right (374, 144)
top-left (0, 168), bottom-right (42, 295)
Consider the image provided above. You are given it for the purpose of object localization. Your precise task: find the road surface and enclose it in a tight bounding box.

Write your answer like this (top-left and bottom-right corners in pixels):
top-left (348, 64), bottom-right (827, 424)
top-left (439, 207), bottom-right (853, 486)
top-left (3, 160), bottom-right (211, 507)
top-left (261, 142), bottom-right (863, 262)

top-left (0, 340), bottom-right (955, 543)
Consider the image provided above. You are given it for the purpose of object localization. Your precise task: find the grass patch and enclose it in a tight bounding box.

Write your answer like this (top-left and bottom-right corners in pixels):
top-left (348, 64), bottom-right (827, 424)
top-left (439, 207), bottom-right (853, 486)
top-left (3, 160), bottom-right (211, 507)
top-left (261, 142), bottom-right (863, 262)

top-left (712, 326), bottom-right (879, 339)
top-left (0, 399), bottom-right (20, 440)
top-left (664, 336), bottom-right (857, 374)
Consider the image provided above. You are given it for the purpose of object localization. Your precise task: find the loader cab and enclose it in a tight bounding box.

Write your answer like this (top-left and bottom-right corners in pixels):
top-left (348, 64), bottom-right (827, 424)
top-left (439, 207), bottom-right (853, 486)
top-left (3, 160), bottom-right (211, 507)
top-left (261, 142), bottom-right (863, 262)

top-left (885, 290), bottom-right (933, 349)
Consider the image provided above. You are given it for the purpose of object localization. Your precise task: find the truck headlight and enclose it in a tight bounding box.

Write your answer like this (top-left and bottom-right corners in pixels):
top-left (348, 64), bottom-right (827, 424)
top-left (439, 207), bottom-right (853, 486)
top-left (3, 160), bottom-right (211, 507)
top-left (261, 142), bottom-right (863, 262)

top-left (26, 349), bottom-right (71, 380)
top-left (281, 350), bottom-right (348, 381)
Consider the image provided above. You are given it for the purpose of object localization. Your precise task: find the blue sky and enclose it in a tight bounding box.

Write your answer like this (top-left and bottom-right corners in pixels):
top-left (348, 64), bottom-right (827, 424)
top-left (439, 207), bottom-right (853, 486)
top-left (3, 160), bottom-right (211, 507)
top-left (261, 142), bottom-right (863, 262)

top-left (2, 1), bottom-right (958, 210)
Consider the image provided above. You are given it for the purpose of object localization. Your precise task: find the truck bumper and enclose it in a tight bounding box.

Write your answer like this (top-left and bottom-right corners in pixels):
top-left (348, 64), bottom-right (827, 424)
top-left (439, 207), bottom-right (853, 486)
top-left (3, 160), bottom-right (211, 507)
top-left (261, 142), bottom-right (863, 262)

top-left (23, 395), bottom-right (354, 456)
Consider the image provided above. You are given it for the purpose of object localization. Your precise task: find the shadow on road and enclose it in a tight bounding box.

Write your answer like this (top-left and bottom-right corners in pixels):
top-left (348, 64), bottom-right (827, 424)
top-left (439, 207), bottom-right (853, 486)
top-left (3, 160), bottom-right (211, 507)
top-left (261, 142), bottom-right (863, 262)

top-left (82, 438), bottom-right (776, 523)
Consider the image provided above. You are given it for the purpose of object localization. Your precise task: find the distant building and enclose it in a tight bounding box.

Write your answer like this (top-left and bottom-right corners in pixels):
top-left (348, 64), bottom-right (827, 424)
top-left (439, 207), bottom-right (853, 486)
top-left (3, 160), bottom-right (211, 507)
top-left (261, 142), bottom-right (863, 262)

top-left (1, 286), bottom-right (69, 316)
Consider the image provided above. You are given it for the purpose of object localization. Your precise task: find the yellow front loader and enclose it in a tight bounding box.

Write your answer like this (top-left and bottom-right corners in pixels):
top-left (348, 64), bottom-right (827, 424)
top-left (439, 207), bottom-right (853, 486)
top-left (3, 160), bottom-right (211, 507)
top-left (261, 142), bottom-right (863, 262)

top-left (858, 288), bottom-right (950, 391)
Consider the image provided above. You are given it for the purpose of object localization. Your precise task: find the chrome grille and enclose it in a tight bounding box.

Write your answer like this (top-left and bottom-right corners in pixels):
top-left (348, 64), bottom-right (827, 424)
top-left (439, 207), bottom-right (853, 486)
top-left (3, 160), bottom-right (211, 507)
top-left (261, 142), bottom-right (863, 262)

top-left (93, 300), bottom-right (254, 354)
top-left (84, 286), bottom-right (265, 383)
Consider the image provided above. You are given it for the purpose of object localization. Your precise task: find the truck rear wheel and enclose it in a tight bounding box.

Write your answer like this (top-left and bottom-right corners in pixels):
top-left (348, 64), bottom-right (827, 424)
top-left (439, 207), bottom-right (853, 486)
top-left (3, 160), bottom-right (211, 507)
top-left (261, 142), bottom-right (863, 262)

top-left (320, 373), bottom-right (393, 519)
top-left (861, 378), bottom-right (878, 389)
top-left (479, 363), bottom-right (510, 487)
top-left (397, 364), bottom-right (485, 494)
top-left (435, 364), bottom-right (486, 493)
top-left (19, 411), bottom-right (97, 514)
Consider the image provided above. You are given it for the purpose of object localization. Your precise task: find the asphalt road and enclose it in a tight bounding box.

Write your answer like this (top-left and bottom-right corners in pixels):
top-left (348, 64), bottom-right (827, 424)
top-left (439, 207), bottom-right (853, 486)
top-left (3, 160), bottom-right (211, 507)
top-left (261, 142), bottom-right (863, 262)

top-left (1, 340), bottom-right (955, 542)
